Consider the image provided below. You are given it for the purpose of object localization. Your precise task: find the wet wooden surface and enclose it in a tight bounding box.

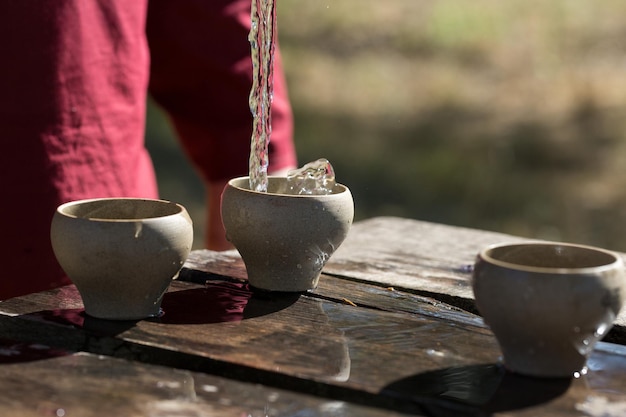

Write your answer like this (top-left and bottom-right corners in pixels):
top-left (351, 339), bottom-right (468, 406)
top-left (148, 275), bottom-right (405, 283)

top-left (1, 216), bottom-right (626, 416)
top-left (184, 216), bottom-right (626, 341)
top-left (0, 340), bottom-right (408, 417)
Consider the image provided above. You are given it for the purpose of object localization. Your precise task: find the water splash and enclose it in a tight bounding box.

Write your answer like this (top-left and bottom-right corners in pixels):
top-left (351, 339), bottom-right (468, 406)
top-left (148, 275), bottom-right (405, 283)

top-left (573, 366), bottom-right (588, 379)
top-left (248, 0), bottom-right (277, 192)
top-left (309, 242), bottom-right (333, 272)
top-left (285, 158), bottom-right (336, 195)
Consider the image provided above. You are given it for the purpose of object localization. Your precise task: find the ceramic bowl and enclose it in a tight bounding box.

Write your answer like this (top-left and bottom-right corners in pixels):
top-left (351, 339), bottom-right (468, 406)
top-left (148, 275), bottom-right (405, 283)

top-left (51, 198), bottom-right (193, 320)
top-left (221, 176), bottom-right (354, 292)
top-left (472, 241), bottom-right (626, 378)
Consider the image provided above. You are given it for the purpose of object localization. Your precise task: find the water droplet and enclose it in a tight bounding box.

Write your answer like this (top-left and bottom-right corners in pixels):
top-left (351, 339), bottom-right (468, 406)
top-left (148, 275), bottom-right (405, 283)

top-left (595, 323), bottom-right (609, 337)
top-left (134, 222), bottom-right (143, 238)
top-left (285, 158), bottom-right (336, 195)
top-left (573, 366), bottom-right (588, 379)
top-left (426, 348), bottom-right (445, 357)
top-left (157, 380), bottom-right (182, 389)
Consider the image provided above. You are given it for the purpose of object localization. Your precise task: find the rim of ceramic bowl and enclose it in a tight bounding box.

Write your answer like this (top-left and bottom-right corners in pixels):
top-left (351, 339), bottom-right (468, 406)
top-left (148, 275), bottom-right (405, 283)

top-left (479, 241), bottom-right (623, 274)
top-left (227, 176), bottom-right (349, 197)
top-left (56, 197), bottom-right (186, 222)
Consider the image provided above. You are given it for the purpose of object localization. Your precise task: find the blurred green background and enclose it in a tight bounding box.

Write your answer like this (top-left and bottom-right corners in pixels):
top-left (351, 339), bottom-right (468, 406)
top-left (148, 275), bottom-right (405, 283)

top-left (146, 0), bottom-right (626, 251)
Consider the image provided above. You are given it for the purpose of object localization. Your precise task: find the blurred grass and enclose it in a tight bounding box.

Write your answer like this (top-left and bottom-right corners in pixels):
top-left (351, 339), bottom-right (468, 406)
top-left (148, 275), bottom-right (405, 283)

top-left (146, 0), bottom-right (626, 251)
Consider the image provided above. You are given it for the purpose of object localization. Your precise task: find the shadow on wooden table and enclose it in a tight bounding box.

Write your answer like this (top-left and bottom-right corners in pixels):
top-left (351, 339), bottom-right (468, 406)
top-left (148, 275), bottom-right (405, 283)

top-left (155, 281), bottom-right (300, 325)
top-left (382, 363), bottom-right (571, 415)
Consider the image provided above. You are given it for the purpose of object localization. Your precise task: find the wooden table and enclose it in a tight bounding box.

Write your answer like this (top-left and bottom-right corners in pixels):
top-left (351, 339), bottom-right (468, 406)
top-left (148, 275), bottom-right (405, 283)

top-left (1, 217), bottom-right (626, 416)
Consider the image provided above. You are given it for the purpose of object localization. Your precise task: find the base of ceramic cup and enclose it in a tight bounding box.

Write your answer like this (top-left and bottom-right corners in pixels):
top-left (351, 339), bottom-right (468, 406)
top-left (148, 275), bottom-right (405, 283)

top-left (79, 291), bottom-right (167, 321)
top-left (246, 281), bottom-right (317, 293)
top-left (246, 272), bottom-right (321, 293)
top-left (248, 282), bottom-right (316, 294)
top-left (83, 307), bottom-right (163, 321)
top-left (501, 351), bottom-right (588, 379)
top-left (83, 308), bottom-right (163, 321)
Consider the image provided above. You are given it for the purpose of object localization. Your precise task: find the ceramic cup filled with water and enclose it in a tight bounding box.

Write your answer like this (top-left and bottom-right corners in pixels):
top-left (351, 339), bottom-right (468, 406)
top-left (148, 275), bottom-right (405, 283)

top-left (221, 159), bottom-right (354, 292)
top-left (472, 241), bottom-right (626, 378)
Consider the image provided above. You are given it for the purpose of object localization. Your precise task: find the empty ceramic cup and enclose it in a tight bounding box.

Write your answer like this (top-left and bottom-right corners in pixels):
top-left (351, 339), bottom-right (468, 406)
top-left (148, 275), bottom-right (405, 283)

top-left (221, 176), bottom-right (354, 292)
top-left (472, 241), bottom-right (626, 378)
top-left (51, 198), bottom-right (193, 320)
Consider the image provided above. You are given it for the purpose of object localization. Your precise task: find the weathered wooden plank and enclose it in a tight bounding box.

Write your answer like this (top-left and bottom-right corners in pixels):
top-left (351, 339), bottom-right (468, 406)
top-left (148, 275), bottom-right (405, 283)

top-left (182, 216), bottom-right (626, 343)
top-left (330, 216), bottom-right (626, 337)
top-left (2, 280), bottom-right (626, 416)
top-left (0, 281), bottom-right (499, 388)
top-left (327, 217), bottom-right (523, 293)
top-left (181, 249), bottom-right (487, 327)
top-left (0, 341), bottom-right (414, 417)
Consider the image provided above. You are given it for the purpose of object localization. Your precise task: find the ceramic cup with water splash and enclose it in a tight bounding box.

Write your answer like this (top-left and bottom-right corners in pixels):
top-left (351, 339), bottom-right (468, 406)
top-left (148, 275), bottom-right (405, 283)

top-left (472, 241), bottom-right (626, 378)
top-left (221, 176), bottom-right (354, 292)
top-left (51, 198), bottom-right (193, 320)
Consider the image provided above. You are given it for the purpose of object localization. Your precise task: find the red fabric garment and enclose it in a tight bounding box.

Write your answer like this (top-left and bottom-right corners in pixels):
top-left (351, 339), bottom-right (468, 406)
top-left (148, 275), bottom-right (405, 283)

top-left (0, 0), bottom-right (296, 300)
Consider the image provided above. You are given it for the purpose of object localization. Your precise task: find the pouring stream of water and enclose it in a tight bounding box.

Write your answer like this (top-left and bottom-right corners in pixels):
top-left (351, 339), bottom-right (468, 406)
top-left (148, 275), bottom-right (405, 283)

top-left (248, 0), bottom-right (276, 192)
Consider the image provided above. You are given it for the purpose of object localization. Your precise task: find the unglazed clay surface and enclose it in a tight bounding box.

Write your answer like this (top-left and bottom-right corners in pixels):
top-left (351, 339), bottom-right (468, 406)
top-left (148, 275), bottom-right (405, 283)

top-left (473, 242), bottom-right (626, 377)
top-left (221, 177), bottom-right (354, 292)
top-left (51, 198), bottom-right (193, 320)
